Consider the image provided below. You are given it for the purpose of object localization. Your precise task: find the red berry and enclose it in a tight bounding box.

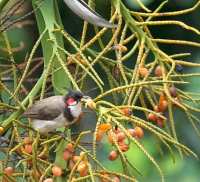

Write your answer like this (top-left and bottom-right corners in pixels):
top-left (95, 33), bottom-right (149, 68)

top-left (148, 113), bottom-right (157, 122)
top-left (154, 65), bottom-right (163, 77)
top-left (63, 150), bottom-right (72, 160)
top-left (4, 167), bottom-right (14, 176)
top-left (117, 132), bottom-right (126, 142)
top-left (119, 143), bottom-right (129, 152)
top-left (134, 127), bottom-right (144, 139)
top-left (52, 166), bottom-right (62, 176)
top-left (23, 137), bottom-right (32, 144)
top-left (127, 128), bottom-right (135, 137)
top-left (24, 144), bottom-right (32, 154)
top-left (169, 86), bottom-right (177, 97)
top-left (108, 151), bottom-right (118, 161)
top-left (157, 118), bottom-right (165, 127)
top-left (66, 143), bottom-right (74, 153)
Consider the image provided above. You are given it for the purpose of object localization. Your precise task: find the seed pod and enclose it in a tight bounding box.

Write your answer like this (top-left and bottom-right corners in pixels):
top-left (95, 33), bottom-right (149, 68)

top-left (108, 150), bottom-right (118, 161)
top-left (52, 166), bottom-right (62, 177)
top-left (86, 98), bottom-right (96, 110)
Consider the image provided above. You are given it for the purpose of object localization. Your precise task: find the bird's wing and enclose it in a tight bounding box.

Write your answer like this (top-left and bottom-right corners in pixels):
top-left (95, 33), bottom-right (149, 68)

top-left (23, 96), bottom-right (65, 120)
top-left (63, 0), bottom-right (117, 28)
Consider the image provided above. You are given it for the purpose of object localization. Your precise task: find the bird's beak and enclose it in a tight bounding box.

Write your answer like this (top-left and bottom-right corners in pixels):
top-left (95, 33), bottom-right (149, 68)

top-left (63, 0), bottom-right (117, 28)
top-left (81, 95), bottom-right (91, 102)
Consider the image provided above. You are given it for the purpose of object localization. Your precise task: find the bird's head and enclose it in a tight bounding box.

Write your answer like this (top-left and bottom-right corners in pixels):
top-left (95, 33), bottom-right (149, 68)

top-left (64, 90), bottom-right (90, 120)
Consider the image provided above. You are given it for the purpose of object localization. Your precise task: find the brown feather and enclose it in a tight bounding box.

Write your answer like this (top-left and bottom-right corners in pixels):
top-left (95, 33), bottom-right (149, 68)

top-left (23, 96), bottom-right (65, 120)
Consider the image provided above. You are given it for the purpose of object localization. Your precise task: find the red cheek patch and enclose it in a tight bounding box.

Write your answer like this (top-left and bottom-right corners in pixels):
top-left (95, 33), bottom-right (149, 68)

top-left (66, 97), bottom-right (75, 105)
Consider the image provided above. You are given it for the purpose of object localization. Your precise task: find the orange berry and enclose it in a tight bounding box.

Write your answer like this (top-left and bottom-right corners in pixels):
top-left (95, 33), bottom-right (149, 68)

top-left (148, 113), bottom-right (157, 122)
top-left (0, 126), bottom-right (4, 134)
top-left (24, 144), bottom-right (32, 154)
top-left (134, 127), bottom-right (144, 139)
top-left (4, 167), bottom-right (14, 176)
top-left (77, 162), bottom-right (88, 176)
top-left (96, 130), bottom-right (104, 142)
top-left (154, 105), bottom-right (159, 112)
top-left (119, 143), bottom-right (129, 152)
top-left (154, 65), bottom-right (163, 77)
top-left (43, 178), bottom-right (53, 182)
top-left (72, 155), bottom-right (80, 163)
top-left (121, 108), bottom-right (132, 116)
top-left (116, 132), bottom-right (126, 142)
top-left (66, 143), bottom-right (74, 153)
top-left (52, 166), bottom-right (62, 177)
top-left (107, 132), bottom-right (116, 144)
top-left (158, 100), bottom-right (168, 112)
top-left (23, 137), bottom-right (32, 144)
top-left (108, 151), bottom-right (118, 161)
top-left (63, 150), bottom-right (72, 161)
top-left (98, 123), bottom-right (112, 132)
top-left (139, 67), bottom-right (149, 77)
top-left (79, 168), bottom-right (88, 177)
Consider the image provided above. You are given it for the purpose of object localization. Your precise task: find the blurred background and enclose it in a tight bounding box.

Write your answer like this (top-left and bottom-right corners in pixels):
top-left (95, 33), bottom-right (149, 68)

top-left (0, 0), bottom-right (200, 181)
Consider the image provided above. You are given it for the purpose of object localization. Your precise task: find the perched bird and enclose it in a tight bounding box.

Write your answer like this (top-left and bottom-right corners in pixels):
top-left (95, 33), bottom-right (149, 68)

top-left (63, 0), bottom-right (117, 28)
top-left (23, 90), bottom-right (90, 134)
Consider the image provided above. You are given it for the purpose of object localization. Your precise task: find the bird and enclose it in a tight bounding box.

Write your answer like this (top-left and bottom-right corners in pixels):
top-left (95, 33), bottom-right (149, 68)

top-left (23, 90), bottom-right (90, 134)
top-left (63, 0), bottom-right (117, 28)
